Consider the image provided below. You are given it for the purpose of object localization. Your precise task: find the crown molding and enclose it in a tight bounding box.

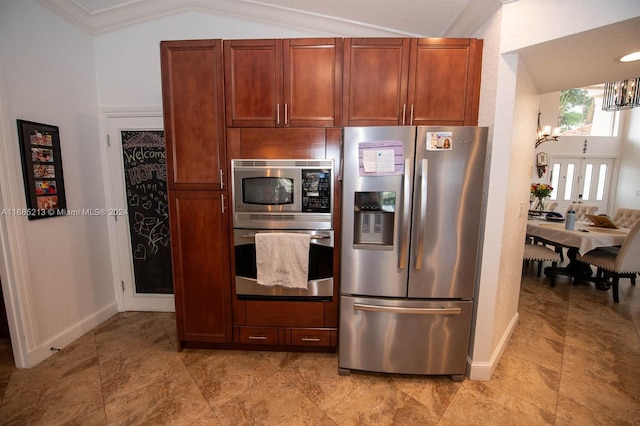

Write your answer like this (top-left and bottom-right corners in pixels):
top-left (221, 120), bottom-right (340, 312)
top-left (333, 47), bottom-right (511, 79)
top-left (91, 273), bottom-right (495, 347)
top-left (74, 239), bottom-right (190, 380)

top-left (36, 0), bottom-right (419, 36)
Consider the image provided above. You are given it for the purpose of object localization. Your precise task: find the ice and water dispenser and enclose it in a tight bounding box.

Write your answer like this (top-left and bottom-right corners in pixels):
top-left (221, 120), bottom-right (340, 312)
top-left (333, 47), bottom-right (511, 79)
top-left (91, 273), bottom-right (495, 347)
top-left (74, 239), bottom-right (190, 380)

top-left (353, 191), bottom-right (396, 248)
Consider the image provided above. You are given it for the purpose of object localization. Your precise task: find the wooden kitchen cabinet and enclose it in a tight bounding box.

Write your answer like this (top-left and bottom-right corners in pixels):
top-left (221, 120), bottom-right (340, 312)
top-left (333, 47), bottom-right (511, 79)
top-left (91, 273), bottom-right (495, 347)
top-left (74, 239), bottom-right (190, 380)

top-left (343, 38), bottom-right (411, 126)
top-left (224, 38), bottom-right (343, 128)
top-left (407, 38), bottom-right (483, 126)
top-left (169, 190), bottom-right (232, 346)
top-left (343, 38), bottom-right (482, 126)
top-left (160, 39), bottom-right (227, 190)
top-left (161, 39), bottom-right (233, 348)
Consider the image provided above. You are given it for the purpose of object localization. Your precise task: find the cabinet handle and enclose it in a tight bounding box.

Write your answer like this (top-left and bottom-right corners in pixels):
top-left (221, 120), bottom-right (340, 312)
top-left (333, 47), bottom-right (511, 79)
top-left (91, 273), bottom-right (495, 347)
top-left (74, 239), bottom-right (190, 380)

top-left (219, 168), bottom-right (224, 189)
top-left (221, 193), bottom-right (226, 214)
top-left (410, 104), bottom-right (414, 125)
top-left (301, 336), bottom-right (321, 342)
top-left (248, 335), bottom-right (267, 340)
top-left (284, 103), bottom-right (288, 126)
top-left (276, 103), bottom-right (280, 125)
top-left (402, 104), bottom-right (406, 125)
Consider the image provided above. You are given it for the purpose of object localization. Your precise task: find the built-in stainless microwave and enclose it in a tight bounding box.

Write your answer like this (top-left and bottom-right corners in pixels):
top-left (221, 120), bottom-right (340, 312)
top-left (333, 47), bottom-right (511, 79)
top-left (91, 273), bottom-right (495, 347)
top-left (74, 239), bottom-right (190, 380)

top-left (231, 159), bottom-right (334, 230)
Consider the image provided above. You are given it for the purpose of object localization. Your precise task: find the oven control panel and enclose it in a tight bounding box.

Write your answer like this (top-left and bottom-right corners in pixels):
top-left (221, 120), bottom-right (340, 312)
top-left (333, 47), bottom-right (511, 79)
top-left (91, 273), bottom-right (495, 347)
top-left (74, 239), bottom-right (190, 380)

top-left (302, 169), bottom-right (331, 213)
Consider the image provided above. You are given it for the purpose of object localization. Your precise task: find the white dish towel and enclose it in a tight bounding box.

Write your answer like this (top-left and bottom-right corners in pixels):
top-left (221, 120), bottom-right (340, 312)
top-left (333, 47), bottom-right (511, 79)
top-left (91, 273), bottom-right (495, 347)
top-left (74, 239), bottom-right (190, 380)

top-left (255, 233), bottom-right (311, 289)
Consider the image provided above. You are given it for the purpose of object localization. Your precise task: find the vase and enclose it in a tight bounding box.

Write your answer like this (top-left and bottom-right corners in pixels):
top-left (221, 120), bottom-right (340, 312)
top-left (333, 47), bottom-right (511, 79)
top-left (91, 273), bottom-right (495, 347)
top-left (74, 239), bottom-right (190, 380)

top-left (533, 196), bottom-right (548, 212)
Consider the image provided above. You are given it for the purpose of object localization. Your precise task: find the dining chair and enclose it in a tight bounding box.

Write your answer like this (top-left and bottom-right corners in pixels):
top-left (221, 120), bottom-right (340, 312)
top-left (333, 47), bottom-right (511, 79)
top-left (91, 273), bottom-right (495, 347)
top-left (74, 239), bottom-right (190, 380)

top-left (576, 220), bottom-right (640, 303)
top-left (611, 208), bottom-right (640, 229)
top-left (523, 242), bottom-right (561, 287)
top-left (566, 203), bottom-right (598, 222)
top-left (547, 201), bottom-right (558, 212)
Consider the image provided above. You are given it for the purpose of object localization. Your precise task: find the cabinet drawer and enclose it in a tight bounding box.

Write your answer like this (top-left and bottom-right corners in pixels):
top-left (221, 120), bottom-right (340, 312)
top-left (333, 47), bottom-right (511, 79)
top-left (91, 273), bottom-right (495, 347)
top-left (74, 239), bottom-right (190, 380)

top-left (289, 328), bottom-right (336, 347)
top-left (245, 301), bottom-right (324, 327)
top-left (237, 327), bottom-right (280, 345)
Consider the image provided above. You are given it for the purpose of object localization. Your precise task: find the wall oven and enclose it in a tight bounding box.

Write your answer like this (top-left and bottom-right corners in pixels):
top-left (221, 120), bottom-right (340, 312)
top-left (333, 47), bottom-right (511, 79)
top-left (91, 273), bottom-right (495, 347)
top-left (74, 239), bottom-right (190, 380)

top-left (231, 159), bottom-right (335, 299)
top-left (233, 229), bottom-right (334, 299)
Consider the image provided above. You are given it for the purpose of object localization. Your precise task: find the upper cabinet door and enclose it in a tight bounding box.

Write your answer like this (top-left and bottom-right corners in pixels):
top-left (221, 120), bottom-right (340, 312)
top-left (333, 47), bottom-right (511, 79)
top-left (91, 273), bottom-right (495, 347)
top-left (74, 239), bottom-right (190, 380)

top-left (407, 38), bottom-right (483, 126)
top-left (343, 38), bottom-right (411, 126)
top-left (343, 38), bottom-right (482, 127)
top-left (160, 40), bottom-right (227, 190)
top-left (224, 39), bottom-right (282, 128)
top-left (283, 38), bottom-right (343, 128)
top-left (225, 38), bottom-right (342, 128)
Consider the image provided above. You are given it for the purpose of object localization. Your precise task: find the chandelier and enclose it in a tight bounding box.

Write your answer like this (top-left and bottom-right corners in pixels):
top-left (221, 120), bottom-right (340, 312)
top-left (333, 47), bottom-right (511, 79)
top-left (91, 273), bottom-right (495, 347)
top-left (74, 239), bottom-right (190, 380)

top-left (602, 77), bottom-right (640, 111)
top-left (535, 110), bottom-right (558, 148)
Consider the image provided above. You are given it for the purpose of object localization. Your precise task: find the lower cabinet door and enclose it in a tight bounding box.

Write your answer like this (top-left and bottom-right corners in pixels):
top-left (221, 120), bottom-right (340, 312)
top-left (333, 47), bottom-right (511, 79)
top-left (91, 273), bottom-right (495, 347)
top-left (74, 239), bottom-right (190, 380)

top-left (170, 190), bottom-right (232, 344)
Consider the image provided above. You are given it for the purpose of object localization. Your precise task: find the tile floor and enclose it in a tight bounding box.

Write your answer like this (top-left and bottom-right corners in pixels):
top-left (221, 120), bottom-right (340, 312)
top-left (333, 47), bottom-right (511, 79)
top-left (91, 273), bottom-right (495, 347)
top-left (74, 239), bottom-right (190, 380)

top-left (0, 265), bottom-right (639, 425)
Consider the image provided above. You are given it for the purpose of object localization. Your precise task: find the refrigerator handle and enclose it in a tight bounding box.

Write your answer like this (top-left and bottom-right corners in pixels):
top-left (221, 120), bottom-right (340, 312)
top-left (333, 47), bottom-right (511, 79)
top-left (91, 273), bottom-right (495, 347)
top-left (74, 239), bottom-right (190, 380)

top-left (354, 303), bottom-right (462, 315)
top-left (415, 159), bottom-right (428, 270)
top-left (398, 158), bottom-right (412, 270)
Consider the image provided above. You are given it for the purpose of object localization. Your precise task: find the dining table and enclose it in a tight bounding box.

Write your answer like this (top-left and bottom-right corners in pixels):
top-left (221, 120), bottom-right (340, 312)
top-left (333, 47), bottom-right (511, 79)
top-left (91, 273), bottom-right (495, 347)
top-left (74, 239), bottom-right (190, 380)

top-left (525, 218), bottom-right (630, 283)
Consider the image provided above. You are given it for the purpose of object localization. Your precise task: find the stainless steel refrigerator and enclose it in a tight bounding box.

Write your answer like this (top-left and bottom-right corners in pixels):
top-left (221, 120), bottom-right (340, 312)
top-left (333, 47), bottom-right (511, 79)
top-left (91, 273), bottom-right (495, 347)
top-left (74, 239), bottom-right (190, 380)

top-left (339, 126), bottom-right (488, 380)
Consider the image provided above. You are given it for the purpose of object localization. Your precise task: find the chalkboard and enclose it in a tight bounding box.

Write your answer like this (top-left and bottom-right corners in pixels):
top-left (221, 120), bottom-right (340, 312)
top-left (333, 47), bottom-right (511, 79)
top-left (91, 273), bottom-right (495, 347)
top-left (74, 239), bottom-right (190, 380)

top-left (121, 130), bottom-right (173, 294)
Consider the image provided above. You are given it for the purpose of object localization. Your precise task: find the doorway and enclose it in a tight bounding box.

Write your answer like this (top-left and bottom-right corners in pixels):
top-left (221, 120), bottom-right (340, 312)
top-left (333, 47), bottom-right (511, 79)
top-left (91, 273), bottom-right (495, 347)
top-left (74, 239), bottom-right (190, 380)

top-left (0, 278), bottom-right (14, 380)
top-left (105, 115), bottom-right (174, 312)
top-left (0, 280), bottom-right (9, 339)
top-left (548, 156), bottom-right (615, 215)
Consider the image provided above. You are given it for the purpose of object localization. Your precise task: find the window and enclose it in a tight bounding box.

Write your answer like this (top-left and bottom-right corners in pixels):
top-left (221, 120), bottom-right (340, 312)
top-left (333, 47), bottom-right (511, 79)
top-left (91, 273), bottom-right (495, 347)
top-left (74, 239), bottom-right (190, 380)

top-left (557, 85), bottom-right (618, 137)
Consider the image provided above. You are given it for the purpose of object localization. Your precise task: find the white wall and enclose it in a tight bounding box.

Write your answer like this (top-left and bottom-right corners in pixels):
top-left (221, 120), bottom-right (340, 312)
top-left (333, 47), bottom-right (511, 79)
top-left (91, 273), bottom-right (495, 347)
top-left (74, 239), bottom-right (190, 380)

top-left (500, 0), bottom-right (640, 54)
top-left (469, 28), bottom-right (540, 380)
top-left (0, 1), bottom-right (116, 367)
top-left (94, 12), bottom-right (316, 108)
top-left (616, 108), bottom-right (640, 209)
top-left (468, 6), bottom-right (503, 378)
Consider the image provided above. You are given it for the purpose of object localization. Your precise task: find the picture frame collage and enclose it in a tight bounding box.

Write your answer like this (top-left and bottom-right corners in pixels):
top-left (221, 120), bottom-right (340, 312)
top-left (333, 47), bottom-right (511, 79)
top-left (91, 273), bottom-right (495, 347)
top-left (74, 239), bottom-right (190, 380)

top-left (17, 120), bottom-right (67, 219)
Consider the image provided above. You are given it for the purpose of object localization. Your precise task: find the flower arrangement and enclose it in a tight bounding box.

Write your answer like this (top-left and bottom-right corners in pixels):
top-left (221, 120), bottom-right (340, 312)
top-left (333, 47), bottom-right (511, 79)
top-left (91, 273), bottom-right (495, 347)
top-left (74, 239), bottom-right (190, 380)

top-left (530, 183), bottom-right (553, 198)
top-left (530, 183), bottom-right (553, 211)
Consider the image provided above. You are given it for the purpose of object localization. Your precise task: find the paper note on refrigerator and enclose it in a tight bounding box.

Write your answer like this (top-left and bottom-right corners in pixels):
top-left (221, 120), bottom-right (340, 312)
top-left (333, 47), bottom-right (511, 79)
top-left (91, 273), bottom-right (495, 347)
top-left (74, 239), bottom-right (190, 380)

top-left (362, 149), bottom-right (394, 173)
top-left (358, 141), bottom-right (404, 176)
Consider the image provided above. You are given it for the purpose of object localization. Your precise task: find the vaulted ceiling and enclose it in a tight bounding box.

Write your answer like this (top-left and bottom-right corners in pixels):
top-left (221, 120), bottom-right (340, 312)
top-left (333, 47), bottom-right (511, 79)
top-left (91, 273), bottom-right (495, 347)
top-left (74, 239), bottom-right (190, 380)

top-left (35, 0), bottom-right (640, 94)
top-left (35, 0), bottom-right (501, 37)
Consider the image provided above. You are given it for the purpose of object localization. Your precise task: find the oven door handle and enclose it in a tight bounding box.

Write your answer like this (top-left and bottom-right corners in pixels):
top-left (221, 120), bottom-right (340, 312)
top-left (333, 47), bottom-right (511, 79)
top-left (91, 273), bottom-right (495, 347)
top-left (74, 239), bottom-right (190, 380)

top-left (237, 232), bottom-right (331, 240)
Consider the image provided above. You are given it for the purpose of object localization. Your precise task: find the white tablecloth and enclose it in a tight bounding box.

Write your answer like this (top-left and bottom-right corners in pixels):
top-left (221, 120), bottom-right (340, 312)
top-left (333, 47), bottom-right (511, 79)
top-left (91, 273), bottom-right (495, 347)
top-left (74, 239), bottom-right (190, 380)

top-left (526, 220), bottom-right (629, 255)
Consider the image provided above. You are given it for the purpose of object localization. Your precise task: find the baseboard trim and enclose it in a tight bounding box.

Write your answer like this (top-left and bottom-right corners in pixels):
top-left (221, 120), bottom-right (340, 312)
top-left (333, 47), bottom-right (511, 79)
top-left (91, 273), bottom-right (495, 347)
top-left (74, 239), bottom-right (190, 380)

top-left (24, 302), bottom-right (119, 368)
top-left (468, 311), bottom-right (519, 381)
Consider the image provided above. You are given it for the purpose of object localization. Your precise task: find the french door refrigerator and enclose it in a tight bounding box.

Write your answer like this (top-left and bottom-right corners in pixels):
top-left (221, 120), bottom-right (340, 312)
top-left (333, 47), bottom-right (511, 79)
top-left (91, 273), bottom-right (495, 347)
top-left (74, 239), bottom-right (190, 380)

top-left (339, 126), bottom-right (488, 380)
